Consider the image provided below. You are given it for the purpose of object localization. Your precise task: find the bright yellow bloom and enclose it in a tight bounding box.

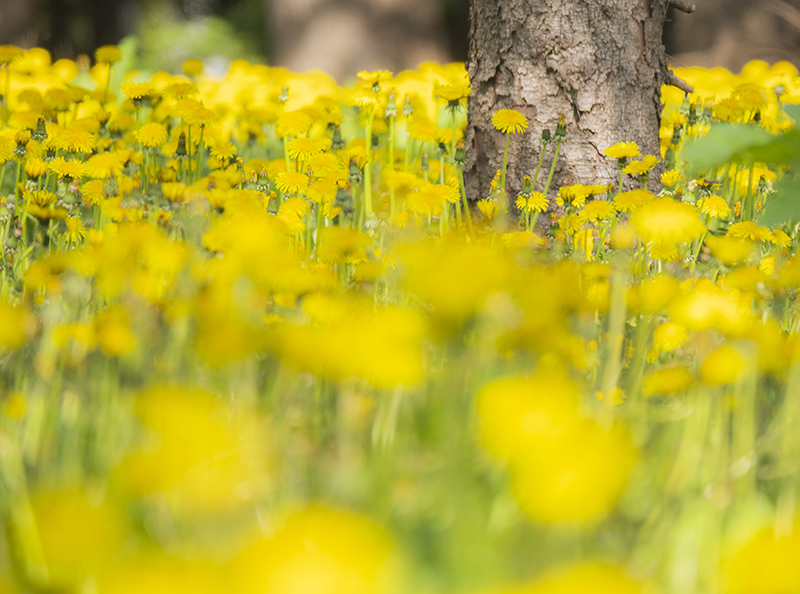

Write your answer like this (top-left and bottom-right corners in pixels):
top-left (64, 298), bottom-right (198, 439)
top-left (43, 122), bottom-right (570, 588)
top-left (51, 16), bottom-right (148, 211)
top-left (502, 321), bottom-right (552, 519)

top-left (276, 110), bottom-right (313, 138)
top-left (632, 198), bottom-right (704, 244)
top-left (642, 364), bottom-right (694, 396)
top-left (661, 169), bottom-right (684, 187)
top-left (63, 215), bottom-right (87, 243)
top-left (286, 137), bottom-right (331, 162)
top-left (701, 343), bottom-right (748, 385)
top-left (136, 122), bottom-right (168, 148)
top-left (94, 45), bottom-right (121, 64)
top-left (614, 188), bottom-right (655, 213)
top-left (49, 157), bottom-right (87, 181)
top-left (275, 171), bottom-right (309, 195)
top-left (604, 141), bottom-right (641, 160)
top-left (579, 200), bottom-right (616, 223)
top-left (699, 194), bottom-right (731, 218)
top-left (356, 70), bottom-right (393, 85)
top-left (727, 221), bottom-right (774, 242)
top-left (622, 154), bottom-right (660, 176)
top-left (492, 109), bottom-right (528, 134)
top-left (477, 198), bottom-right (499, 221)
top-left (182, 58), bottom-right (204, 77)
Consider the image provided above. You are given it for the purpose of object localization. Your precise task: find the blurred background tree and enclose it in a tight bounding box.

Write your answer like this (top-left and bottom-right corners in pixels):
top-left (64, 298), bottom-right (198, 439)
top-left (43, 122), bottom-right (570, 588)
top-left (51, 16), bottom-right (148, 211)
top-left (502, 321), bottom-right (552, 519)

top-left (0, 0), bottom-right (798, 76)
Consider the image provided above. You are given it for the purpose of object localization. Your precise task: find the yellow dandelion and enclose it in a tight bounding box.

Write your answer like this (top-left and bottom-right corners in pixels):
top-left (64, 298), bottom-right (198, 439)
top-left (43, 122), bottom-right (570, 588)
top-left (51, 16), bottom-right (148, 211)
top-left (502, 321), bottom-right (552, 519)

top-left (604, 141), bottom-right (641, 160)
top-left (84, 152), bottom-right (126, 179)
top-left (136, 123), bottom-right (168, 148)
top-left (491, 109), bottom-right (528, 134)
top-left (652, 321), bottom-right (688, 354)
top-left (49, 157), bottom-right (87, 181)
top-left (699, 194), bottom-right (731, 219)
top-left (24, 157), bottom-right (47, 179)
top-left (579, 200), bottom-right (616, 223)
top-left (182, 58), bottom-right (204, 77)
top-left (661, 169), bottom-right (684, 187)
top-left (63, 215), bottom-right (87, 243)
top-left (120, 81), bottom-right (155, 101)
top-left (642, 364), bottom-right (694, 396)
top-left (287, 137), bottom-right (331, 162)
top-left (706, 235), bottom-right (755, 266)
top-left (53, 126), bottom-right (97, 154)
top-left (275, 171), bottom-right (309, 195)
top-left (622, 154), bottom-right (660, 176)
top-left (276, 110), bottom-right (313, 138)
top-left (80, 180), bottom-right (105, 206)
top-left (614, 188), bottom-right (655, 213)
top-left (632, 198), bottom-right (704, 244)
top-left (357, 70), bottom-right (393, 85)
top-left (727, 221), bottom-right (774, 242)
top-left (701, 343), bottom-right (748, 386)
top-left (94, 45), bottom-right (121, 64)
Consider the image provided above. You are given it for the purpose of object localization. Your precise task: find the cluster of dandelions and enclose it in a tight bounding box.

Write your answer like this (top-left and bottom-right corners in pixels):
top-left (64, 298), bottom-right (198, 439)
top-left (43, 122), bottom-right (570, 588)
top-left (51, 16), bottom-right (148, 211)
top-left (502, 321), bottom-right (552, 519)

top-left (1, 42), bottom-right (800, 594)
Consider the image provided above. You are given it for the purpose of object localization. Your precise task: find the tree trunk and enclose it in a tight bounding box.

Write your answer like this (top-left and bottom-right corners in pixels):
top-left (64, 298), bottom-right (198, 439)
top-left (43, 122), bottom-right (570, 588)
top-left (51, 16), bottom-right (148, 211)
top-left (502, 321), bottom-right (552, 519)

top-left (465, 0), bottom-right (670, 212)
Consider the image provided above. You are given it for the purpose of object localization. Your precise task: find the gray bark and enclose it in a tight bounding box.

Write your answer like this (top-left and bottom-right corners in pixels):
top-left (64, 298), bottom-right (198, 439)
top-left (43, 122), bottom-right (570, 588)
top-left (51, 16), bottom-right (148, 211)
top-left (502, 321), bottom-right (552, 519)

top-left (465, 0), bottom-right (670, 211)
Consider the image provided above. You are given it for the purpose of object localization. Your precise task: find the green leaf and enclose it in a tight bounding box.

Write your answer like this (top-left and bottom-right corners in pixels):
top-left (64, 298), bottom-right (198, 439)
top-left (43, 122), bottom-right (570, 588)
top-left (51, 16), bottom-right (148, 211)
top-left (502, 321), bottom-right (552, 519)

top-left (759, 179), bottom-right (800, 227)
top-left (682, 123), bottom-right (798, 174)
top-left (783, 103), bottom-right (800, 124)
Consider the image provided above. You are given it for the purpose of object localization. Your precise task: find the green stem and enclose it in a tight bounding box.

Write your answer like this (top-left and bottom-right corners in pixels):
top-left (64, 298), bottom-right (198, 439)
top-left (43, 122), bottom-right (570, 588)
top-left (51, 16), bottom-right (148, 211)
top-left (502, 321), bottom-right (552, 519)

top-left (364, 108), bottom-right (375, 216)
top-left (500, 132), bottom-right (510, 194)
top-left (457, 165), bottom-right (473, 238)
top-left (542, 139), bottom-right (562, 200)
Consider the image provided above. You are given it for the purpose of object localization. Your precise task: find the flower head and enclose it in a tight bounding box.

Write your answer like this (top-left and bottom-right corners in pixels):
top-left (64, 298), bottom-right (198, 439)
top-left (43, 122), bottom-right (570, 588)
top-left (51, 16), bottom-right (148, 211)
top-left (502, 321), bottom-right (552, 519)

top-left (604, 141), bottom-right (641, 160)
top-left (95, 45), bottom-right (122, 65)
top-left (492, 109), bottom-right (528, 134)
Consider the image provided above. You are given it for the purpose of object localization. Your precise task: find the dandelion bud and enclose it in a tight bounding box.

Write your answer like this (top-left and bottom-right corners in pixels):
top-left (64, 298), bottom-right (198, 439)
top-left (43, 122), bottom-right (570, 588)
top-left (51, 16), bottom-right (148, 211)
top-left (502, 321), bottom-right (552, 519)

top-left (32, 117), bottom-right (48, 142)
top-left (174, 132), bottom-right (187, 159)
top-left (541, 128), bottom-right (551, 144)
top-left (279, 86), bottom-right (289, 104)
top-left (385, 91), bottom-right (398, 119)
top-left (774, 85), bottom-right (786, 100)
top-left (402, 95), bottom-right (413, 117)
top-left (349, 158), bottom-right (363, 186)
top-left (331, 126), bottom-right (345, 150)
top-left (454, 145), bottom-right (466, 165)
top-left (420, 152), bottom-right (429, 172)
top-left (555, 115), bottom-right (567, 140)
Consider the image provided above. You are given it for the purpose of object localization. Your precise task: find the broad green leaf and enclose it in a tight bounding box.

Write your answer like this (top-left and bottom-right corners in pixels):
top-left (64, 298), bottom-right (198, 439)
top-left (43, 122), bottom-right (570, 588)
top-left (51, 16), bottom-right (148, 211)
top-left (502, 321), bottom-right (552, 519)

top-left (759, 179), bottom-right (800, 226)
top-left (682, 123), bottom-right (797, 174)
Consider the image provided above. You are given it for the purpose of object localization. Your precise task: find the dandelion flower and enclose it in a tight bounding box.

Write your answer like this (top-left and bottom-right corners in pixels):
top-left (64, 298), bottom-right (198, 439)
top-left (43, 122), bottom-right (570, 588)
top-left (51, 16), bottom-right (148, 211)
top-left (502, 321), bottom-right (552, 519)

top-left (632, 198), bottom-right (704, 244)
top-left (63, 215), bottom-right (87, 243)
top-left (182, 58), bottom-right (204, 77)
top-left (642, 364), bottom-right (694, 396)
top-left (49, 157), bottom-right (86, 181)
top-left (492, 109), bottom-right (528, 134)
top-left (477, 199), bottom-right (499, 221)
top-left (701, 343), bottom-right (748, 386)
top-left (276, 111), bottom-right (313, 138)
top-left (699, 195), bottom-right (731, 219)
top-left (727, 221), bottom-right (773, 242)
top-left (661, 169), bottom-right (684, 187)
top-left (287, 137), bottom-right (331, 162)
top-left (604, 141), bottom-right (641, 160)
top-left (517, 191), bottom-right (548, 213)
top-left (356, 70), bottom-right (393, 85)
top-left (136, 123), bottom-right (168, 148)
top-left (275, 171), bottom-right (309, 195)
top-left (622, 154), bottom-right (660, 176)
top-left (579, 200), bottom-right (616, 223)
top-left (94, 45), bottom-right (121, 64)
top-left (614, 189), bottom-right (655, 213)
top-left (651, 321), bottom-right (688, 356)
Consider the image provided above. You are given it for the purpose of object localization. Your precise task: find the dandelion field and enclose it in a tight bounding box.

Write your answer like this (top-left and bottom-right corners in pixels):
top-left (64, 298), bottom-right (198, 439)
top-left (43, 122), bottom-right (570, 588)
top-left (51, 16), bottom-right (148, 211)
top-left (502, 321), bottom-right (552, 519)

top-left (1, 43), bottom-right (800, 593)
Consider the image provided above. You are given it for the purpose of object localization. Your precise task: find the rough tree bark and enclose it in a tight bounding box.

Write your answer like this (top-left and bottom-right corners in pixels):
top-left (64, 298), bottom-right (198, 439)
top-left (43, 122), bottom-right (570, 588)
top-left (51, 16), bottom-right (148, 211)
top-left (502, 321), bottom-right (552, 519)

top-left (465, 0), bottom-right (674, 210)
